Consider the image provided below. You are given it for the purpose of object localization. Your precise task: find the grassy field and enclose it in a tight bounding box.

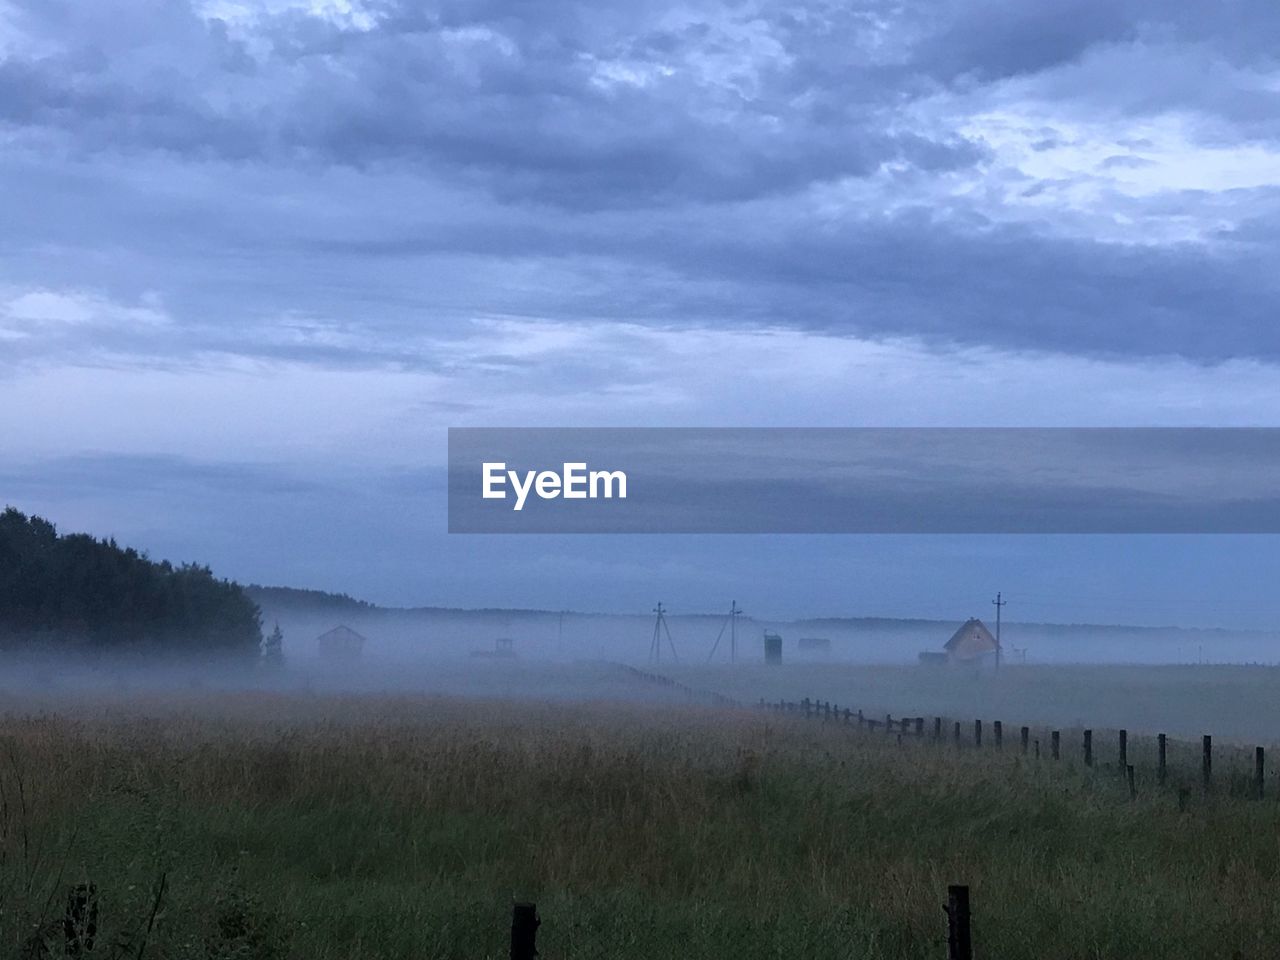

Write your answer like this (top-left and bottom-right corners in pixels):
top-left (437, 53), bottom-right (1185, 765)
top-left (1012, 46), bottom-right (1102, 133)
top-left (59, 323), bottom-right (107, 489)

top-left (2, 682), bottom-right (1280, 959)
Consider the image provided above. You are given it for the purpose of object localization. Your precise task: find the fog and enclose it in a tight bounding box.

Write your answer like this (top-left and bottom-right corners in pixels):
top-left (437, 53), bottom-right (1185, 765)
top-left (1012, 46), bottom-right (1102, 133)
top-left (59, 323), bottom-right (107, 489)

top-left (6, 593), bottom-right (1280, 744)
top-left (260, 602), bottom-right (1280, 669)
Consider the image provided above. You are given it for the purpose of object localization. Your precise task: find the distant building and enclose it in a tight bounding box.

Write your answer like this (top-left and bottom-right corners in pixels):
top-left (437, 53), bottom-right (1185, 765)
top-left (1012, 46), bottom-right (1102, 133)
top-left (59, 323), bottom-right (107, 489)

top-left (797, 637), bottom-right (831, 656)
top-left (316, 625), bottom-right (366, 660)
top-left (763, 631), bottom-right (783, 665)
top-left (918, 618), bottom-right (999, 667)
top-left (471, 637), bottom-right (517, 659)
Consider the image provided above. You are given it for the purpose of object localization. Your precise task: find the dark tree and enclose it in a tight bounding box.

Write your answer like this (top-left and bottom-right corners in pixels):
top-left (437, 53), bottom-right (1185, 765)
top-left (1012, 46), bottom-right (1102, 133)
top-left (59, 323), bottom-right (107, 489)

top-left (261, 623), bottom-right (284, 668)
top-left (0, 507), bottom-right (262, 657)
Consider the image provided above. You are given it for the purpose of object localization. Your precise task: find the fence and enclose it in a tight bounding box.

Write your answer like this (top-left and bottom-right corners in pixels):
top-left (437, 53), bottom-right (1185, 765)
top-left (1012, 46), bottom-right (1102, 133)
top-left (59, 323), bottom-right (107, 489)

top-left (509, 893), bottom-right (975, 960)
top-left (762, 695), bottom-right (1273, 802)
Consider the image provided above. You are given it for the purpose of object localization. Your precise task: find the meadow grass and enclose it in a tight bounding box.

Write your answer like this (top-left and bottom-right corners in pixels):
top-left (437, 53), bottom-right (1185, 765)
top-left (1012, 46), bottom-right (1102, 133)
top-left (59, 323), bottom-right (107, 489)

top-left (1, 689), bottom-right (1279, 958)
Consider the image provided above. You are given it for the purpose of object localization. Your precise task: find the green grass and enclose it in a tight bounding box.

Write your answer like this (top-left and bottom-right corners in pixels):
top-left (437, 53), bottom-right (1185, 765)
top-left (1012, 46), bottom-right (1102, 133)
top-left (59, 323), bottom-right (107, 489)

top-left (2, 689), bottom-right (1280, 958)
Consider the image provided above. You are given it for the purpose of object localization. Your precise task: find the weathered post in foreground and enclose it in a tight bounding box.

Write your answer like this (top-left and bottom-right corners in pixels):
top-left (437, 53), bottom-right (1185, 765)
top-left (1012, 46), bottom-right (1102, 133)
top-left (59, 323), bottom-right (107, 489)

top-left (1020, 726), bottom-right (1029, 755)
top-left (65, 883), bottom-right (99, 959)
top-left (974, 719), bottom-right (982, 748)
top-left (1256, 746), bottom-right (1265, 800)
top-left (954, 721), bottom-right (962, 746)
top-left (945, 885), bottom-right (973, 960)
top-left (1083, 729), bottom-right (1093, 767)
top-left (993, 720), bottom-right (1003, 750)
top-left (511, 902), bottom-right (540, 960)
top-left (1202, 735), bottom-right (1212, 794)
top-left (1051, 731), bottom-right (1060, 761)
top-left (934, 717), bottom-right (943, 740)
top-left (1118, 729), bottom-right (1127, 769)
top-left (1157, 734), bottom-right (1167, 786)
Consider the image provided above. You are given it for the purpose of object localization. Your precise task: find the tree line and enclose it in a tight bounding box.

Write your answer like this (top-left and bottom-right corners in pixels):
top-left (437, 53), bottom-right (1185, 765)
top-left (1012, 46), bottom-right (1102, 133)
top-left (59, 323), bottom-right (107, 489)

top-left (0, 507), bottom-right (262, 656)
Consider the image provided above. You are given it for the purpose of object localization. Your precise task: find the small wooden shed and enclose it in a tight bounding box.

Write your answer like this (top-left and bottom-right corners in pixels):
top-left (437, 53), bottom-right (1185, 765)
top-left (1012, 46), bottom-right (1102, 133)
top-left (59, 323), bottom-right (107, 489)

top-left (316, 625), bottom-right (366, 660)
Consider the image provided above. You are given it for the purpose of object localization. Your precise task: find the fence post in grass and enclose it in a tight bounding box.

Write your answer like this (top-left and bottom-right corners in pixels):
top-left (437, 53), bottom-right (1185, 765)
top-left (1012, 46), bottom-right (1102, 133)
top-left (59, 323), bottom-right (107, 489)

top-left (954, 721), bottom-right (962, 746)
top-left (511, 902), bottom-right (539, 960)
top-left (1127, 765), bottom-right (1136, 801)
top-left (934, 717), bottom-right (943, 741)
top-left (1202, 735), bottom-right (1212, 794)
top-left (1158, 734), bottom-right (1167, 786)
top-left (945, 885), bottom-right (973, 960)
top-left (1083, 729), bottom-right (1093, 767)
top-left (994, 721), bottom-right (1002, 751)
top-left (916, 716), bottom-right (925, 737)
top-left (1051, 731), bottom-right (1060, 761)
top-left (1119, 729), bottom-right (1127, 769)
top-left (1256, 747), bottom-right (1265, 800)
top-left (64, 883), bottom-right (98, 959)
top-left (974, 719), bottom-right (982, 748)
top-left (1020, 726), bottom-right (1029, 755)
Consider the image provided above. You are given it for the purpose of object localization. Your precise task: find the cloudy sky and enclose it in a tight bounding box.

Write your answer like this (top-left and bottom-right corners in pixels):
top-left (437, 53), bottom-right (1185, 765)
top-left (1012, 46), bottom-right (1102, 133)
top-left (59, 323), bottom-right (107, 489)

top-left (3, 0), bottom-right (1280, 629)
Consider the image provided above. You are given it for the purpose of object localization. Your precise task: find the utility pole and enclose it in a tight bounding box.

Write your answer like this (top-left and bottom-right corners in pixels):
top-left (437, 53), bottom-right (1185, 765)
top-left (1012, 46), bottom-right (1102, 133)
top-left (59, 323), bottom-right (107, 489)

top-left (706, 600), bottom-right (744, 665)
top-left (730, 600), bottom-right (740, 664)
top-left (992, 591), bottom-right (1006, 673)
top-left (650, 602), bottom-right (679, 664)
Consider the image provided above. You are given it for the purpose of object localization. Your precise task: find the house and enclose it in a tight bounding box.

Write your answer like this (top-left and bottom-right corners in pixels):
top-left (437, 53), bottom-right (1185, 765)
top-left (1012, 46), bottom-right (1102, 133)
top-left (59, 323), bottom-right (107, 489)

top-left (918, 618), bottom-right (999, 666)
top-left (797, 637), bottom-right (831, 657)
top-left (316, 625), bottom-right (366, 660)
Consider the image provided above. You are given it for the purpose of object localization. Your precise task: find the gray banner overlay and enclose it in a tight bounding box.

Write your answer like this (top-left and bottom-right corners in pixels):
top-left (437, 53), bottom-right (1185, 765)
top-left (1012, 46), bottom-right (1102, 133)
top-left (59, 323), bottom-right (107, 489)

top-left (448, 428), bottom-right (1280, 533)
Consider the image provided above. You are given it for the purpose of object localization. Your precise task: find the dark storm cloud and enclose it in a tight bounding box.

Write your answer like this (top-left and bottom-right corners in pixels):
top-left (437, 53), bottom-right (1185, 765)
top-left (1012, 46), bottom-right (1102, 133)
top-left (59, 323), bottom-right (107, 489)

top-left (0, 0), bottom-right (1278, 362)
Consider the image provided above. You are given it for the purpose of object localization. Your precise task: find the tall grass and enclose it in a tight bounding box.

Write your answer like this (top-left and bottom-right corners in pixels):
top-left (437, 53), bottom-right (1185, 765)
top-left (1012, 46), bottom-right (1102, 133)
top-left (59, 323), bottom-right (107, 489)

top-left (0, 692), bottom-right (1278, 958)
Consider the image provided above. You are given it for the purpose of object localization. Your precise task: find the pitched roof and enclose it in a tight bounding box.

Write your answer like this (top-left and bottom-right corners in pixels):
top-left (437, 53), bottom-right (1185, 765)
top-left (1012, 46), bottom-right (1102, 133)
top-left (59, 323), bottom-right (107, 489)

top-left (316, 625), bottom-right (367, 644)
top-left (943, 618), bottom-right (998, 653)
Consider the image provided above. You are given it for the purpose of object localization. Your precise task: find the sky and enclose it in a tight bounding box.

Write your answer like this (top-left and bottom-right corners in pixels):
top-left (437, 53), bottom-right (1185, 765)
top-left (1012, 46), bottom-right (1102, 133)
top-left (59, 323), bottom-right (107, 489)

top-left (2, 0), bottom-right (1280, 628)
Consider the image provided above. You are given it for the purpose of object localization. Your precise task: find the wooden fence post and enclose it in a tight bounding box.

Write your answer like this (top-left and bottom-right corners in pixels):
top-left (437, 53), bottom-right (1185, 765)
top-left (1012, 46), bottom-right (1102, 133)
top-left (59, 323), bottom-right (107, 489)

top-left (1118, 729), bottom-right (1127, 769)
top-left (1051, 731), bottom-right (1060, 761)
top-left (934, 717), bottom-right (942, 740)
top-left (511, 902), bottom-right (539, 960)
top-left (993, 721), bottom-right (1002, 750)
top-left (945, 885), bottom-right (973, 960)
top-left (1083, 729), bottom-right (1093, 767)
top-left (974, 719), bottom-right (982, 748)
top-left (1158, 734), bottom-right (1167, 786)
top-left (1202, 735), bottom-right (1212, 794)
top-left (65, 883), bottom-right (98, 959)
top-left (954, 721), bottom-right (962, 746)
top-left (1020, 726), bottom-right (1029, 755)
top-left (1256, 746), bottom-right (1265, 800)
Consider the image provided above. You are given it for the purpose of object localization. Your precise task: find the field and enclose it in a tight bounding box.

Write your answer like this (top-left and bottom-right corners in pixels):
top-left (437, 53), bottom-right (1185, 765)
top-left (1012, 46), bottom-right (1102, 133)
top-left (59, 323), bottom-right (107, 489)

top-left (3, 670), bottom-right (1280, 959)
